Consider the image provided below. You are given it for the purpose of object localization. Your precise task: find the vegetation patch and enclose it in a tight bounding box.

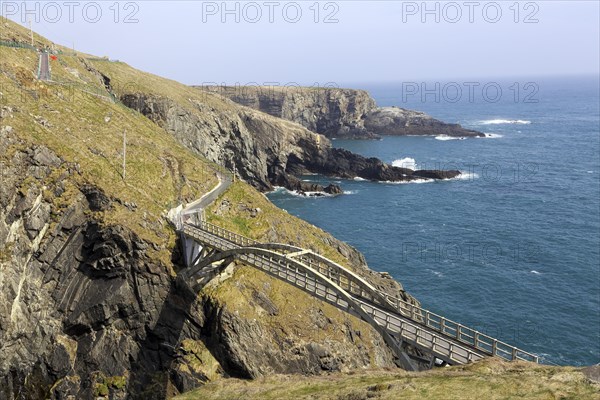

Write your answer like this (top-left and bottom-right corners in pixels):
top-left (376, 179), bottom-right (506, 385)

top-left (174, 359), bottom-right (600, 400)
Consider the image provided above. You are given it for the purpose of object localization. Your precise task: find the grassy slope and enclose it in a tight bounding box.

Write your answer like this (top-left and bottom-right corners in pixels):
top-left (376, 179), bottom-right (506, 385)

top-left (206, 181), bottom-right (360, 267)
top-left (176, 359), bottom-right (599, 400)
top-left (1, 19), bottom-right (218, 267)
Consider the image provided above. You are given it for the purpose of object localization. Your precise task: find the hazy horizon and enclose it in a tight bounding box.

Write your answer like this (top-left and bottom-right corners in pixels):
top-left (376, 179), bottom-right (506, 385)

top-left (2, 1), bottom-right (599, 86)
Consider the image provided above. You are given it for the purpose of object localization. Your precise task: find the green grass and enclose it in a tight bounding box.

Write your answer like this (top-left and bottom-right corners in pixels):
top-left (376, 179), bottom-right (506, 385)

top-left (175, 359), bottom-right (600, 400)
top-left (206, 182), bottom-right (363, 269)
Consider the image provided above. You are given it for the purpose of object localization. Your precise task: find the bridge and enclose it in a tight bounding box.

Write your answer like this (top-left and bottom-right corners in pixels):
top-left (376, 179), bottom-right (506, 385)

top-left (175, 176), bottom-right (538, 371)
top-left (37, 52), bottom-right (51, 81)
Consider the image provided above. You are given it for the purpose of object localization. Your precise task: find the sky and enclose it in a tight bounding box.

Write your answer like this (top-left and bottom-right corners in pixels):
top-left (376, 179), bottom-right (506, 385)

top-left (2, 1), bottom-right (599, 86)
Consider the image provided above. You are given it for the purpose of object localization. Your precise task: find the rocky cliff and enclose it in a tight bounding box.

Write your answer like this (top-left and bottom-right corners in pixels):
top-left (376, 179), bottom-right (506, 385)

top-left (197, 86), bottom-right (378, 139)
top-left (198, 85), bottom-right (484, 139)
top-left (0, 20), bottom-right (426, 400)
top-left (119, 92), bottom-right (461, 196)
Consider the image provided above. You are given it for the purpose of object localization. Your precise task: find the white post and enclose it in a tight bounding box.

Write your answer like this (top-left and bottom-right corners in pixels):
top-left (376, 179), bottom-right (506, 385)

top-left (28, 19), bottom-right (33, 47)
top-left (122, 130), bottom-right (127, 180)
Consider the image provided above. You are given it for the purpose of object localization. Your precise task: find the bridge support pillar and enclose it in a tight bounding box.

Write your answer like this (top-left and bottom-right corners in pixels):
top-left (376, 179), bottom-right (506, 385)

top-left (397, 352), bottom-right (419, 371)
top-left (181, 233), bottom-right (204, 268)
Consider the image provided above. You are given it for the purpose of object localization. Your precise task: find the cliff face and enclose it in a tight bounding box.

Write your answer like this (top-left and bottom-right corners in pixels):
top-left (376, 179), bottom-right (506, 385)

top-left (199, 86), bottom-right (378, 139)
top-left (119, 93), bottom-right (331, 192)
top-left (199, 86), bottom-right (484, 139)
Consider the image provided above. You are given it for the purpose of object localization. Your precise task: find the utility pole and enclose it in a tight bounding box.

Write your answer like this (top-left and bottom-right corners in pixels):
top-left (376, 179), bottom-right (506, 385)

top-left (122, 130), bottom-right (127, 180)
top-left (28, 19), bottom-right (33, 48)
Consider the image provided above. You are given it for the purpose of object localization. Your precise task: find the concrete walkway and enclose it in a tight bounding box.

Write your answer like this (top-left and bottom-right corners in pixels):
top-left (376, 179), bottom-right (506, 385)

top-left (38, 52), bottom-right (51, 81)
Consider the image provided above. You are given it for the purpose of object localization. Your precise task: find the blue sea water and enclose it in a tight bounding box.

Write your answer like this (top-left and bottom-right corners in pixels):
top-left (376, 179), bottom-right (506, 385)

top-left (267, 76), bottom-right (600, 366)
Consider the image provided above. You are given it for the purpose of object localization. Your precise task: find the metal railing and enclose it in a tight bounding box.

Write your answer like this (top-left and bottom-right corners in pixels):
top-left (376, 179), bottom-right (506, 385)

top-left (0, 40), bottom-right (36, 50)
top-left (293, 251), bottom-right (538, 363)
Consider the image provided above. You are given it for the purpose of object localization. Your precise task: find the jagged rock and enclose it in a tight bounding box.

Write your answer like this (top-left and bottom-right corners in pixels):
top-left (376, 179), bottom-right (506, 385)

top-left (298, 147), bottom-right (461, 182)
top-left (80, 185), bottom-right (111, 211)
top-left (200, 86), bottom-right (484, 139)
top-left (30, 146), bottom-right (61, 167)
top-left (237, 203), bottom-right (262, 218)
top-left (33, 115), bottom-right (52, 128)
top-left (413, 169), bottom-right (461, 180)
top-left (24, 202), bottom-right (50, 239)
top-left (215, 200), bottom-right (231, 215)
top-left (0, 106), bottom-right (15, 119)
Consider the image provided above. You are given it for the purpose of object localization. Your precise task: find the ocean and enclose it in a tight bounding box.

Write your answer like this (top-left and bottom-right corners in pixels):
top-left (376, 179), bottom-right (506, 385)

top-left (267, 76), bottom-right (600, 366)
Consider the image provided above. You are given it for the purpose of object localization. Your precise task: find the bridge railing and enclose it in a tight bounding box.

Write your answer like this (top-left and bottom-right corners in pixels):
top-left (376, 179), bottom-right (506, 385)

top-left (189, 220), bottom-right (539, 363)
top-left (293, 254), bottom-right (394, 311)
top-left (199, 220), bottom-right (257, 247)
top-left (301, 255), bottom-right (537, 363)
top-left (376, 291), bottom-right (538, 362)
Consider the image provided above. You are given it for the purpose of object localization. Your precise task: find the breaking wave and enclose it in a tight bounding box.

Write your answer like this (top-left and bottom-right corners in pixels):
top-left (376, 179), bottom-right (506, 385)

top-left (479, 119), bottom-right (531, 125)
top-left (480, 133), bottom-right (504, 139)
top-left (435, 135), bottom-right (467, 141)
top-left (379, 178), bottom-right (435, 185)
top-left (392, 157), bottom-right (418, 170)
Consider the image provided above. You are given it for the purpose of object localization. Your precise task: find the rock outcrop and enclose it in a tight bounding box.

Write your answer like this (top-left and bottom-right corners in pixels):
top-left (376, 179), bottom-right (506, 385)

top-left (121, 93), bottom-right (461, 196)
top-left (198, 86), bottom-right (379, 139)
top-left (198, 86), bottom-right (484, 139)
top-left (364, 107), bottom-right (483, 137)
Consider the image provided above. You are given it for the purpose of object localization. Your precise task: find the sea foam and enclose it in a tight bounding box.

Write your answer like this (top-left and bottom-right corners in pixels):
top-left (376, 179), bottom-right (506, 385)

top-left (479, 119), bottom-right (531, 125)
top-left (435, 135), bottom-right (467, 141)
top-left (453, 172), bottom-right (479, 181)
top-left (379, 178), bottom-right (435, 185)
top-left (392, 157), bottom-right (418, 170)
top-left (480, 133), bottom-right (504, 139)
